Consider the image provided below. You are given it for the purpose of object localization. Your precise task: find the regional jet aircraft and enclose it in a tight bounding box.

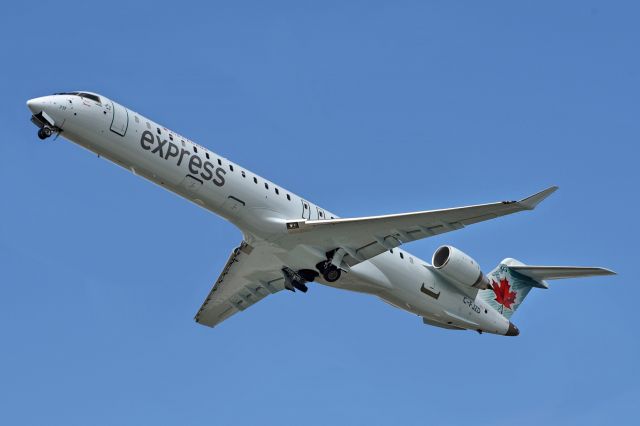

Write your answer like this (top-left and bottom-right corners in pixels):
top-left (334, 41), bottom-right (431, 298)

top-left (27, 92), bottom-right (615, 336)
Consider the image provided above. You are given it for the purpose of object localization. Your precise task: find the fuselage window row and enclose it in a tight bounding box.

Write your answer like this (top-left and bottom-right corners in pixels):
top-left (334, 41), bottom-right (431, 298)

top-left (136, 120), bottom-right (298, 206)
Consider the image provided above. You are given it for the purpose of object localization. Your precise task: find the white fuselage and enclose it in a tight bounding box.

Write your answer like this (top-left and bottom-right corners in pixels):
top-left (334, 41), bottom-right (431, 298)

top-left (27, 93), bottom-right (512, 335)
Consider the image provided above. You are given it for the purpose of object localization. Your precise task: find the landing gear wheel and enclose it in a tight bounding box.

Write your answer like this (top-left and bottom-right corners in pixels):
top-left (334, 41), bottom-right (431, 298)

top-left (322, 265), bottom-right (342, 283)
top-left (324, 266), bottom-right (341, 282)
top-left (38, 127), bottom-right (53, 140)
top-left (316, 260), bottom-right (343, 283)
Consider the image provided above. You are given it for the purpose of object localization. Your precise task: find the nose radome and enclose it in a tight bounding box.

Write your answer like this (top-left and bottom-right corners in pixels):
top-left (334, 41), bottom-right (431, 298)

top-left (27, 97), bottom-right (47, 114)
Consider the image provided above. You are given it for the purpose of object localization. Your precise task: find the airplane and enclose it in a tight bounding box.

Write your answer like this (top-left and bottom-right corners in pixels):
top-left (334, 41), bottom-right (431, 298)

top-left (26, 91), bottom-right (615, 336)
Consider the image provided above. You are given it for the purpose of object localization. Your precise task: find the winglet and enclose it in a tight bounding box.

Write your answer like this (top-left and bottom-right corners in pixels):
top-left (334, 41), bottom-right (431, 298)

top-left (518, 186), bottom-right (559, 210)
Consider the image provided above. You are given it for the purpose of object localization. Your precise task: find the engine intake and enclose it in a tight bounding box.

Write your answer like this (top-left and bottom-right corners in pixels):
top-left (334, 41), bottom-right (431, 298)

top-left (432, 245), bottom-right (490, 290)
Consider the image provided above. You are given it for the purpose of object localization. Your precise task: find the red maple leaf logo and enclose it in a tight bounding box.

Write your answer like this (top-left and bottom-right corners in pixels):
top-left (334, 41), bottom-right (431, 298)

top-left (491, 278), bottom-right (517, 312)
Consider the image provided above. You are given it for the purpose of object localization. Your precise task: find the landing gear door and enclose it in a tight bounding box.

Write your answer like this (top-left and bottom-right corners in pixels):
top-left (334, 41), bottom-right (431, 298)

top-left (110, 101), bottom-right (129, 136)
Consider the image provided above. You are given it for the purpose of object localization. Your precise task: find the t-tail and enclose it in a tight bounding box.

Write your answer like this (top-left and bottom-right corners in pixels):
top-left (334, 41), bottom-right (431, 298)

top-left (478, 258), bottom-right (616, 319)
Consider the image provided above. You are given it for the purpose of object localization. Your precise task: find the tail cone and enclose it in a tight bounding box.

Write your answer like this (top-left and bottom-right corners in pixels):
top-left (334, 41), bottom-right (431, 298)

top-left (506, 322), bottom-right (520, 336)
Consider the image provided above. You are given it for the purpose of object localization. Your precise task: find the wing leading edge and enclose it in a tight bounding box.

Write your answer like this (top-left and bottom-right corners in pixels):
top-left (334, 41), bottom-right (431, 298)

top-left (195, 242), bottom-right (287, 327)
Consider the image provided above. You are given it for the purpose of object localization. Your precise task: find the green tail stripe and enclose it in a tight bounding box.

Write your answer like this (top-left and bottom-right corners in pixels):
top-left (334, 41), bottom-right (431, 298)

top-left (478, 263), bottom-right (539, 319)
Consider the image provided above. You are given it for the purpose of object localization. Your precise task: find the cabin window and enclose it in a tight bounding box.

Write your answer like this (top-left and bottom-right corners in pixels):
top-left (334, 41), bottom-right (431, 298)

top-left (253, 177), bottom-right (258, 184)
top-left (304, 203), bottom-right (308, 209)
top-left (241, 171), bottom-right (246, 178)
top-left (275, 188), bottom-right (279, 195)
top-left (390, 249), bottom-right (394, 253)
top-left (331, 216), bottom-right (335, 219)
top-left (265, 183), bottom-right (269, 189)
top-left (217, 159), bottom-right (222, 166)
top-left (205, 152), bottom-right (210, 159)
top-left (169, 134), bottom-right (174, 141)
top-left (181, 139), bottom-right (185, 147)
top-left (193, 146), bottom-right (198, 153)
top-left (286, 194), bottom-right (291, 201)
top-left (400, 252), bottom-right (404, 259)
top-left (157, 128), bottom-right (161, 135)
top-left (229, 165), bottom-right (234, 171)
top-left (319, 211), bottom-right (323, 217)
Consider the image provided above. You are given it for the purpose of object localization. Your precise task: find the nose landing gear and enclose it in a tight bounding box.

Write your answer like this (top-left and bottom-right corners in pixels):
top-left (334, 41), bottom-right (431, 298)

top-left (37, 126), bottom-right (54, 140)
top-left (31, 111), bottom-right (59, 140)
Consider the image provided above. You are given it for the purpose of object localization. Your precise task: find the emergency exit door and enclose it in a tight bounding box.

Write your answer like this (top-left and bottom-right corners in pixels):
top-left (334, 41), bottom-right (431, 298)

top-left (301, 199), bottom-right (311, 220)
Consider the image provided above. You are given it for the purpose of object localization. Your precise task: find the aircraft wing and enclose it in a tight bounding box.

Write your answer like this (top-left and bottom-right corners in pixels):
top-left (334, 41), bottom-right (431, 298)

top-left (284, 187), bottom-right (558, 268)
top-left (194, 242), bottom-right (288, 328)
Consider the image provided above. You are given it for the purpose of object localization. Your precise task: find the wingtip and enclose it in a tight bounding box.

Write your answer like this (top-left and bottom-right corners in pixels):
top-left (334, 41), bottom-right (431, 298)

top-left (519, 186), bottom-right (559, 210)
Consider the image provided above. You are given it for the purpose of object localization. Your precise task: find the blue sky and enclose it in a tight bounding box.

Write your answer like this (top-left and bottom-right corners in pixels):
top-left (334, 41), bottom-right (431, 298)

top-left (1, 1), bottom-right (638, 424)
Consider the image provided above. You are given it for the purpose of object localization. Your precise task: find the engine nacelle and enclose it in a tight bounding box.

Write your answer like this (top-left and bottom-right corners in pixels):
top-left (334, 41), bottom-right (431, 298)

top-left (432, 245), bottom-right (491, 290)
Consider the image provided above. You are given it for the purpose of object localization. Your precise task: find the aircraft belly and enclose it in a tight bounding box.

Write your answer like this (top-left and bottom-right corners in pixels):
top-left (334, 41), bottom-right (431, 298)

top-left (364, 254), bottom-right (504, 332)
top-left (326, 260), bottom-right (393, 294)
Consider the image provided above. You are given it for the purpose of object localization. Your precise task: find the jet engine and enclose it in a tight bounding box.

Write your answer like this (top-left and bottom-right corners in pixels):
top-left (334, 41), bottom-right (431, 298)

top-left (432, 245), bottom-right (491, 290)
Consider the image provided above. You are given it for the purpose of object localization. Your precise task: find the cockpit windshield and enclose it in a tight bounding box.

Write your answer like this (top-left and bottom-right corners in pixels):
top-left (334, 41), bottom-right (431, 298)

top-left (54, 92), bottom-right (101, 104)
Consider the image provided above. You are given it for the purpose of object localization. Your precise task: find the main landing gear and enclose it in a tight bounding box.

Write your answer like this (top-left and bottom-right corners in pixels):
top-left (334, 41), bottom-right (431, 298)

top-left (282, 250), bottom-right (344, 294)
top-left (282, 267), bottom-right (318, 293)
top-left (37, 126), bottom-right (54, 140)
top-left (316, 259), bottom-right (342, 283)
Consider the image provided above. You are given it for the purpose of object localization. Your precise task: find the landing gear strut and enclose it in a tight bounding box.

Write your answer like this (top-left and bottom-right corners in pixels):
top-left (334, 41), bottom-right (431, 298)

top-left (37, 126), bottom-right (53, 140)
top-left (282, 267), bottom-right (310, 293)
top-left (316, 260), bottom-right (342, 283)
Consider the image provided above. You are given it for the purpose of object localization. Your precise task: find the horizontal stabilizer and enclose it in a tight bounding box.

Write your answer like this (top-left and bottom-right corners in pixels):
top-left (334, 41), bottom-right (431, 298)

top-left (508, 265), bottom-right (616, 281)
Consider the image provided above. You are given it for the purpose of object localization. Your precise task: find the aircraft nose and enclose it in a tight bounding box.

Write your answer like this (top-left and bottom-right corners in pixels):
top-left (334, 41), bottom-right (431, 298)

top-left (506, 321), bottom-right (520, 336)
top-left (27, 96), bottom-right (48, 113)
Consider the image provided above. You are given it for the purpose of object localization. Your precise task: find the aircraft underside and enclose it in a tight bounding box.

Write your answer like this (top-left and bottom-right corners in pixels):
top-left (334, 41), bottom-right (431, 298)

top-left (26, 91), bottom-right (616, 336)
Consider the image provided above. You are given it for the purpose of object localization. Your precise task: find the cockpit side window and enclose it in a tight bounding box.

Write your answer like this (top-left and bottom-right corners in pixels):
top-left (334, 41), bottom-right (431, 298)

top-left (55, 92), bottom-right (101, 104)
top-left (78, 93), bottom-right (101, 104)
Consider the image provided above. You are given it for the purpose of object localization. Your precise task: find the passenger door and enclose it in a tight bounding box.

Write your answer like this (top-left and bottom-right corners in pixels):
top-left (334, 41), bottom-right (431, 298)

top-left (110, 101), bottom-right (129, 136)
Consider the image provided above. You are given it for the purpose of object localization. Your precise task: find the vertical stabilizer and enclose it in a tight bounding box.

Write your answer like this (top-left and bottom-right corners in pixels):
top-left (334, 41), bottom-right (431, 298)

top-left (478, 259), bottom-right (540, 319)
